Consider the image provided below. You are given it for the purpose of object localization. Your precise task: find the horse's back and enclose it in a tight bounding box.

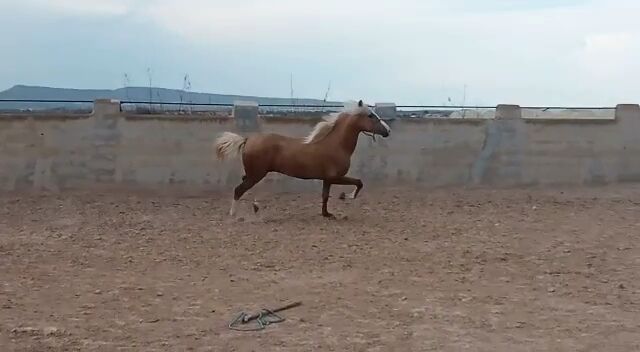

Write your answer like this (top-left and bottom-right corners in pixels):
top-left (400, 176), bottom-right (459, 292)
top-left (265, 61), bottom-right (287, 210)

top-left (243, 132), bottom-right (334, 178)
top-left (245, 132), bottom-right (302, 152)
top-left (241, 133), bottom-right (298, 171)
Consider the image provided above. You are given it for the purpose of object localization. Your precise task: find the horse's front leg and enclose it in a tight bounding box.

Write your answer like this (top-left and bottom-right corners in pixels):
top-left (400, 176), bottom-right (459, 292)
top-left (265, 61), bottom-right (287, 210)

top-left (322, 180), bottom-right (335, 218)
top-left (333, 176), bottom-right (364, 200)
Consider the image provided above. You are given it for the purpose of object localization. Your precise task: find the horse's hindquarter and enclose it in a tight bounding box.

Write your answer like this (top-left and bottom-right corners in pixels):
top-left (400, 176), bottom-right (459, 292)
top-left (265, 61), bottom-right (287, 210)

top-left (242, 133), bottom-right (284, 176)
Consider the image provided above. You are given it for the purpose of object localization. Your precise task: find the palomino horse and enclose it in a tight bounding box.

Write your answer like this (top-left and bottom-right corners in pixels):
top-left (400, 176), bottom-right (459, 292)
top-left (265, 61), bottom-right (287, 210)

top-left (215, 100), bottom-right (391, 218)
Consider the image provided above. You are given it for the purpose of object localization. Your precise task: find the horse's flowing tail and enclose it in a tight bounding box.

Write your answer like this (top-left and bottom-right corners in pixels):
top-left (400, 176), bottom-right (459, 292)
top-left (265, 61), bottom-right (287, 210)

top-left (215, 132), bottom-right (247, 161)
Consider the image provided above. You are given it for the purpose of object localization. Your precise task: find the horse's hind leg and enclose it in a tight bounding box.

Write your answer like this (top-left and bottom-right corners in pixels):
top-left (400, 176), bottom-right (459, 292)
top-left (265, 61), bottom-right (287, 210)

top-left (230, 174), bottom-right (265, 216)
top-left (238, 175), bottom-right (261, 212)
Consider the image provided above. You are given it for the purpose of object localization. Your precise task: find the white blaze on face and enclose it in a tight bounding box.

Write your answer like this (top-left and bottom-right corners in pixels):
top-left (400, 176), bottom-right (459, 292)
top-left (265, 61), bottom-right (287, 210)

top-left (369, 107), bottom-right (391, 134)
top-left (380, 119), bottom-right (391, 134)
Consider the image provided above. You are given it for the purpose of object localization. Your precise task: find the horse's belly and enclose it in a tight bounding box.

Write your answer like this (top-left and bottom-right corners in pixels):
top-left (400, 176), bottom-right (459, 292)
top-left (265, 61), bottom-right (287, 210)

top-left (274, 158), bottom-right (319, 179)
top-left (271, 148), bottom-right (324, 179)
top-left (276, 157), bottom-right (348, 180)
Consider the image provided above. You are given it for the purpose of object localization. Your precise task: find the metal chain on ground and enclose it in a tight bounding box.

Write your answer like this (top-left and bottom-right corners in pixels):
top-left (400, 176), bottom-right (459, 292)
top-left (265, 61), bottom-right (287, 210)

top-left (228, 309), bottom-right (285, 331)
top-left (228, 301), bottom-right (302, 331)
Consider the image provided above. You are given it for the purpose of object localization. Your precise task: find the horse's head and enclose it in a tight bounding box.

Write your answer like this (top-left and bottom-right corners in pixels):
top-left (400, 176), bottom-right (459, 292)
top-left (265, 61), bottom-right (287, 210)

top-left (352, 100), bottom-right (391, 138)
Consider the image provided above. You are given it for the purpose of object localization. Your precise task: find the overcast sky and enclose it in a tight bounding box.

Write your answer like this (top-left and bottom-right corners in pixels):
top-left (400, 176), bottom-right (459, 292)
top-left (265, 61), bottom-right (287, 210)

top-left (0, 0), bottom-right (638, 105)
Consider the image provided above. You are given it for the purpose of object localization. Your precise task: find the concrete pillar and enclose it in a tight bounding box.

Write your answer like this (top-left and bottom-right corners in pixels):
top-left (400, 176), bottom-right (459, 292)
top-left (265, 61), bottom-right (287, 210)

top-left (614, 104), bottom-right (640, 182)
top-left (92, 99), bottom-right (121, 116)
top-left (615, 104), bottom-right (640, 120)
top-left (90, 99), bottom-right (122, 183)
top-left (374, 103), bottom-right (397, 120)
top-left (233, 101), bottom-right (259, 132)
top-left (495, 104), bottom-right (522, 119)
top-left (615, 104), bottom-right (640, 137)
top-left (470, 104), bottom-right (527, 185)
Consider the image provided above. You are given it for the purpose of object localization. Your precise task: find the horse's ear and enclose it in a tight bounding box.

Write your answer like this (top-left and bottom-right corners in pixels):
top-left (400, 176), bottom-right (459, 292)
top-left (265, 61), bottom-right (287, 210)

top-left (358, 100), bottom-right (363, 107)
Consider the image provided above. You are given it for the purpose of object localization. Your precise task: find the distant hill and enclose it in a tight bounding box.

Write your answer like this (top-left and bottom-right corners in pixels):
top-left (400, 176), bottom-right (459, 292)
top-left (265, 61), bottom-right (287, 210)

top-left (0, 85), bottom-right (342, 112)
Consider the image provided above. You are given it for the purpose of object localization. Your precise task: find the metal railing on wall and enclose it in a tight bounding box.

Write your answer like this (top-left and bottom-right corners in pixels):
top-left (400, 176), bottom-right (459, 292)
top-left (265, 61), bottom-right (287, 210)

top-left (0, 99), bottom-right (618, 113)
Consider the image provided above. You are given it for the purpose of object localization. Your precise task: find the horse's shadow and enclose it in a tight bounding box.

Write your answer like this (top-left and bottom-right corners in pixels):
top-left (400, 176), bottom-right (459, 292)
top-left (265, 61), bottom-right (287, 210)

top-left (225, 197), bottom-right (362, 224)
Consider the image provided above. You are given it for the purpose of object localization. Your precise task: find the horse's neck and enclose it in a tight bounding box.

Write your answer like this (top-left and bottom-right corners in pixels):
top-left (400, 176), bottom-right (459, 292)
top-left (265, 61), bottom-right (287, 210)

top-left (326, 118), bottom-right (360, 155)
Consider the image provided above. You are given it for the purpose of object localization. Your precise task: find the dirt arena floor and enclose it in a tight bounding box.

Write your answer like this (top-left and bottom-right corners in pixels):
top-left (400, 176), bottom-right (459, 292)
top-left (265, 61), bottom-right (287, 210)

top-left (1, 185), bottom-right (639, 351)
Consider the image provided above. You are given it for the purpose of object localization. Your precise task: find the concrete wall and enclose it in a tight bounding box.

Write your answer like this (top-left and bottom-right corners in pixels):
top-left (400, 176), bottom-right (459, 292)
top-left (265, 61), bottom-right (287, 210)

top-left (1, 100), bottom-right (639, 192)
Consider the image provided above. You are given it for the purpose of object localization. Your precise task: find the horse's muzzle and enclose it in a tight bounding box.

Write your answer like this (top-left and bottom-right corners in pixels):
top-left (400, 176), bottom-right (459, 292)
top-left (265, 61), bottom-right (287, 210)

top-left (377, 119), bottom-right (391, 138)
top-left (377, 125), bottom-right (390, 138)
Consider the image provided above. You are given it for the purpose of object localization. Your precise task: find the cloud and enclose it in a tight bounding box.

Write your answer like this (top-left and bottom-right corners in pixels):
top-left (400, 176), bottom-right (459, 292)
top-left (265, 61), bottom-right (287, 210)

top-left (19, 0), bottom-right (136, 16)
top-left (1, 0), bottom-right (639, 105)
top-left (143, 0), bottom-right (432, 45)
top-left (578, 32), bottom-right (640, 78)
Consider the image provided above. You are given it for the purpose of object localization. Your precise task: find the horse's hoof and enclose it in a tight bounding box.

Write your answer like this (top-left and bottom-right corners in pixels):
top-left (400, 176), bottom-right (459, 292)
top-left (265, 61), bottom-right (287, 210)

top-left (338, 192), bottom-right (346, 200)
top-left (323, 212), bottom-right (336, 219)
top-left (252, 202), bottom-right (260, 213)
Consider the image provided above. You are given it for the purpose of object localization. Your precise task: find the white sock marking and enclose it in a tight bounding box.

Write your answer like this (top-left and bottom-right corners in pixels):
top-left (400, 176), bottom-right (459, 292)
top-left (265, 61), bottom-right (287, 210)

top-left (229, 199), bottom-right (237, 216)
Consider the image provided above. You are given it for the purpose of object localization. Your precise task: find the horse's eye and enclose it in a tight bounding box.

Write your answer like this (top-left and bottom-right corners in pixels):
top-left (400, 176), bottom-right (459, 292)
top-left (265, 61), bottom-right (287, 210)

top-left (368, 113), bottom-right (375, 118)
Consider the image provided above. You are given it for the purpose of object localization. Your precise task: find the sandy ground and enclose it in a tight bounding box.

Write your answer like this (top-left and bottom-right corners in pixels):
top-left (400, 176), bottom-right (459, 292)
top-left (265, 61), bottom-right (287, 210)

top-left (1, 185), bottom-right (639, 351)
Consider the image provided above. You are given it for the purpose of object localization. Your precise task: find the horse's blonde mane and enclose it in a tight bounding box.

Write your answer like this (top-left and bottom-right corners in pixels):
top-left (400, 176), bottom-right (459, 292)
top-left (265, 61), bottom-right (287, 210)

top-left (303, 101), bottom-right (370, 144)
